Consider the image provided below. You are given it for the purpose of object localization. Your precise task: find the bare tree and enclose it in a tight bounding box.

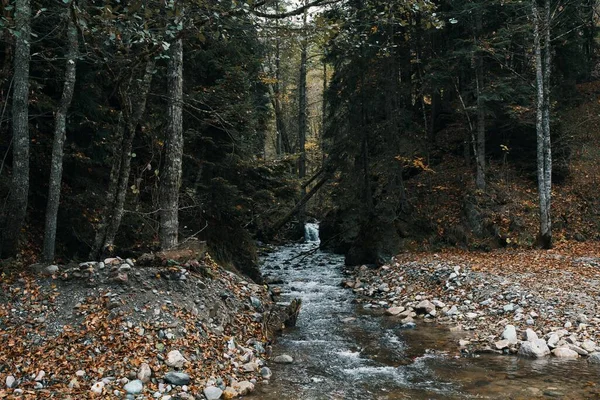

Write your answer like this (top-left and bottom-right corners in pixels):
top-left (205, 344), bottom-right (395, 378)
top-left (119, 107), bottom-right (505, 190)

top-left (159, 37), bottom-right (184, 249)
top-left (1, 0), bottom-right (31, 257)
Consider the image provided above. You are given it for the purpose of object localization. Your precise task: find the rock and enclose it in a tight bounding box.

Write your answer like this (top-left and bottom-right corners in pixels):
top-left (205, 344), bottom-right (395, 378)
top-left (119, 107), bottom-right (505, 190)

top-left (503, 303), bottom-right (515, 312)
top-left (459, 339), bottom-right (470, 347)
top-left (222, 387), bottom-right (239, 399)
top-left (68, 378), bottom-right (80, 389)
top-left (166, 350), bottom-right (187, 368)
top-left (385, 306), bottom-right (405, 316)
top-left (564, 321), bottom-right (572, 329)
top-left (568, 344), bottom-right (588, 356)
top-left (582, 340), bottom-right (597, 353)
top-left (518, 339), bottom-right (550, 358)
top-left (76, 370), bottom-right (86, 377)
top-left (432, 300), bottom-right (446, 308)
top-left (547, 333), bottom-right (560, 348)
top-left (6, 375), bottom-right (15, 389)
top-left (164, 372), bottom-right (190, 386)
top-left (232, 380), bottom-right (254, 395)
top-left (34, 370), bottom-right (45, 382)
top-left (523, 329), bottom-right (538, 342)
top-left (124, 379), bottom-right (144, 395)
top-left (495, 340), bottom-right (510, 350)
top-left (260, 366), bottom-right (272, 380)
top-left (44, 265), bottom-right (59, 275)
top-left (415, 300), bottom-right (436, 314)
top-left (91, 381), bottom-right (105, 395)
top-left (466, 312), bottom-right (478, 320)
top-left (273, 354), bottom-right (293, 364)
top-left (138, 363), bottom-right (152, 383)
top-left (203, 386), bottom-right (223, 400)
top-left (552, 347), bottom-right (579, 358)
top-left (502, 325), bottom-right (518, 344)
top-left (242, 362), bottom-right (258, 372)
top-left (445, 305), bottom-right (458, 316)
top-left (588, 352), bottom-right (600, 364)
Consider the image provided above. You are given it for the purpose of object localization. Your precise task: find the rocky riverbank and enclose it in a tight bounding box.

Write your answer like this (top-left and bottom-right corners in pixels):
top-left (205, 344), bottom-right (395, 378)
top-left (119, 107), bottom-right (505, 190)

top-left (0, 243), bottom-right (291, 399)
top-left (343, 242), bottom-right (600, 362)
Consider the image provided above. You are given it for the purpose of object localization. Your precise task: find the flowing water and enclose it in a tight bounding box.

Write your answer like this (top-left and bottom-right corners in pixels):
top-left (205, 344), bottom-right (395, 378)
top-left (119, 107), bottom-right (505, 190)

top-left (252, 228), bottom-right (600, 399)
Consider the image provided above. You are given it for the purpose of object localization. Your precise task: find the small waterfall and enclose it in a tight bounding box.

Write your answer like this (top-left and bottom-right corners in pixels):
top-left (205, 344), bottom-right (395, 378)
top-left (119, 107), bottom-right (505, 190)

top-left (304, 222), bottom-right (320, 243)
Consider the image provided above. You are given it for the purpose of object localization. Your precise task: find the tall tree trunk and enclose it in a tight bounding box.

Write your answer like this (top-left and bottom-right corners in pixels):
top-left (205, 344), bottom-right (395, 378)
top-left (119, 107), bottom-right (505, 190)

top-left (298, 7), bottom-right (308, 181)
top-left (43, 3), bottom-right (78, 261)
top-left (159, 37), bottom-right (184, 249)
top-left (102, 59), bottom-right (155, 249)
top-left (1, 0), bottom-right (31, 257)
top-left (475, 6), bottom-right (486, 190)
top-left (533, 0), bottom-right (552, 248)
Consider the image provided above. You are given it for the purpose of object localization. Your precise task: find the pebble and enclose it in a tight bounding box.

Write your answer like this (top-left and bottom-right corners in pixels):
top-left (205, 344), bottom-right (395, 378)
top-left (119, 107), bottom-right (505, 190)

top-left (91, 381), bottom-right (105, 395)
top-left (138, 363), bottom-right (152, 382)
top-left (502, 325), bottom-right (518, 344)
top-left (552, 347), bottom-right (579, 358)
top-left (6, 376), bottom-right (15, 389)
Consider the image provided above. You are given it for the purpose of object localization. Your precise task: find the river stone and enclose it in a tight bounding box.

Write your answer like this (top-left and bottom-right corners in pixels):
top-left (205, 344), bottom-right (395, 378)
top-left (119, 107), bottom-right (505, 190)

top-left (260, 366), bottom-right (272, 380)
top-left (164, 372), bottom-right (190, 386)
top-left (242, 362), bottom-right (258, 372)
top-left (495, 339), bottom-right (510, 350)
top-left (415, 300), bottom-right (436, 315)
top-left (166, 350), bottom-right (187, 368)
top-left (502, 325), bottom-right (518, 344)
top-left (519, 339), bottom-right (550, 358)
top-left (582, 340), bottom-right (597, 353)
top-left (552, 347), bottom-right (579, 358)
top-left (232, 380), bottom-right (254, 395)
top-left (568, 344), bottom-right (588, 356)
top-left (91, 381), bottom-right (105, 395)
top-left (124, 379), bottom-right (143, 395)
top-left (588, 352), bottom-right (600, 364)
top-left (385, 306), bottom-right (405, 316)
top-left (273, 354), bottom-right (293, 364)
top-left (547, 333), bottom-right (560, 348)
top-left (223, 387), bottom-right (239, 399)
top-left (523, 328), bottom-right (538, 342)
top-left (203, 386), bottom-right (223, 400)
top-left (137, 363), bottom-right (152, 383)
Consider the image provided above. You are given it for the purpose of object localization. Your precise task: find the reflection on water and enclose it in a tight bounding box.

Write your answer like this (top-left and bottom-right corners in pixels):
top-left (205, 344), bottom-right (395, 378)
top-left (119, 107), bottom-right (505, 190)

top-left (253, 241), bottom-right (600, 399)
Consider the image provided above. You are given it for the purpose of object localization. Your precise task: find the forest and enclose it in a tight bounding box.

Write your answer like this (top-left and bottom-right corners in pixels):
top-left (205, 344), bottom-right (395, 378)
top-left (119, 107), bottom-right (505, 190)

top-left (1, 0), bottom-right (600, 398)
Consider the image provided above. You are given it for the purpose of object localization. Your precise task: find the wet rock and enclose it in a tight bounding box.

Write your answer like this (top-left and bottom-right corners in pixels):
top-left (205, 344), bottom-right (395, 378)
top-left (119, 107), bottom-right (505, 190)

top-left (273, 354), bottom-right (293, 364)
top-left (588, 352), bottom-right (600, 364)
top-left (203, 386), bottom-right (223, 400)
top-left (385, 306), bottom-right (405, 316)
top-left (260, 366), bottom-right (272, 380)
top-left (232, 380), bottom-right (254, 395)
top-left (519, 339), bottom-right (550, 358)
top-left (124, 379), bottom-right (144, 394)
top-left (164, 372), bottom-right (190, 386)
top-left (415, 300), bottom-right (436, 315)
top-left (166, 350), bottom-right (187, 368)
top-left (552, 347), bottom-right (579, 358)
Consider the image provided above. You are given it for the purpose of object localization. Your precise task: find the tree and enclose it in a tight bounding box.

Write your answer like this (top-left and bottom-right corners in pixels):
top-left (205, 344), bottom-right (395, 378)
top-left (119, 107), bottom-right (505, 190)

top-left (159, 37), bottom-right (184, 249)
top-left (533, 0), bottom-right (553, 248)
top-left (43, 1), bottom-right (79, 261)
top-left (1, 0), bottom-right (31, 257)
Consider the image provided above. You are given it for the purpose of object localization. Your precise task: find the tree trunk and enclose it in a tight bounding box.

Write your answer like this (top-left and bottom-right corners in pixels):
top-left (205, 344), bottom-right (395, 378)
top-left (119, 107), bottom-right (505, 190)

top-left (475, 7), bottom-right (486, 190)
top-left (1, 0), bottom-right (31, 257)
top-left (159, 37), bottom-right (184, 249)
top-left (43, 3), bottom-right (78, 261)
top-left (533, 0), bottom-right (552, 248)
top-left (102, 59), bottom-right (155, 249)
top-left (298, 7), bottom-right (308, 181)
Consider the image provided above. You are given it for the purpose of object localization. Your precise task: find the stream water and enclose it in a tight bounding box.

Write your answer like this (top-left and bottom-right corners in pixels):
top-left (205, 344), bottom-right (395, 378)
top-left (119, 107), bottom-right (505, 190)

top-left (252, 225), bottom-right (600, 399)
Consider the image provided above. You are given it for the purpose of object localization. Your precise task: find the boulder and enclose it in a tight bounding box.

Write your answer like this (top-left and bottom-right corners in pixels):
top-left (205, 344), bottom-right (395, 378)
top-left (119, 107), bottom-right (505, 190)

top-left (273, 354), bottom-right (293, 364)
top-left (232, 380), bottom-right (254, 395)
top-left (415, 300), bottom-right (436, 315)
top-left (385, 306), bottom-right (405, 316)
top-left (523, 329), bottom-right (538, 342)
top-left (588, 352), bottom-right (600, 364)
top-left (502, 325), bottom-right (518, 344)
top-left (124, 379), bottom-right (143, 395)
top-left (518, 339), bottom-right (550, 358)
top-left (203, 386), bottom-right (223, 400)
top-left (552, 347), bottom-right (579, 358)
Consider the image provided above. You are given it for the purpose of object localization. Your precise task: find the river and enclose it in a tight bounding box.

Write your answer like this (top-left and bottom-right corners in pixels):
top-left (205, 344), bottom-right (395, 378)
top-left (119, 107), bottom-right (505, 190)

top-left (251, 224), bottom-right (600, 399)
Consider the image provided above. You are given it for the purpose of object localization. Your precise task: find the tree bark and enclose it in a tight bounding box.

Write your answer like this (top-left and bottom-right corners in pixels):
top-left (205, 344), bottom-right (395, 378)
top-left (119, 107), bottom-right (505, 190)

top-left (298, 6), bottom-right (308, 181)
top-left (533, 0), bottom-right (552, 248)
top-left (475, 6), bottom-right (486, 190)
top-left (159, 37), bottom-right (184, 249)
top-left (1, 0), bottom-right (31, 257)
top-left (43, 3), bottom-right (79, 261)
